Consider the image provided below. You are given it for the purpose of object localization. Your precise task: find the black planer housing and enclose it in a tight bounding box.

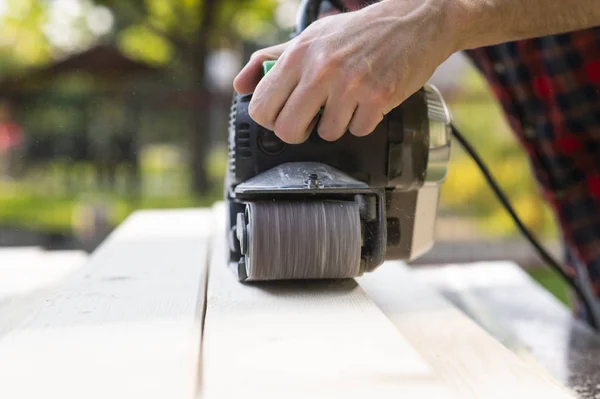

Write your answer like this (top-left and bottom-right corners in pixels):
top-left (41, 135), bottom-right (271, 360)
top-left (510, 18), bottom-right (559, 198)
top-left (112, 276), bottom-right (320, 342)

top-left (224, 0), bottom-right (451, 282)
top-left (225, 85), bottom-right (451, 281)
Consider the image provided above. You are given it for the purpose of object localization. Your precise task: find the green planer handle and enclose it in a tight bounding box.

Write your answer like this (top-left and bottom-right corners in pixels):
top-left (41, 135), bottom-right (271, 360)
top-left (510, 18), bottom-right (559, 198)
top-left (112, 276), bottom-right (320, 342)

top-left (261, 60), bottom-right (324, 115)
top-left (261, 60), bottom-right (277, 77)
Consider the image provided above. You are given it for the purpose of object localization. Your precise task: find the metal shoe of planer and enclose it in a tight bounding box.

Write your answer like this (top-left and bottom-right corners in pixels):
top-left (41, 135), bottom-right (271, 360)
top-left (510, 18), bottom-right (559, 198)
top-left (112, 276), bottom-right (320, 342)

top-left (224, 0), bottom-right (452, 282)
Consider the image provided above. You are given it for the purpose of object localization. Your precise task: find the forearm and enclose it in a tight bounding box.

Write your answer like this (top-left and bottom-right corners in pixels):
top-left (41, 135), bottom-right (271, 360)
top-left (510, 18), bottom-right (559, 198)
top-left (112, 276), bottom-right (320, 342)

top-left (447, 0), bottom-right (600, 50)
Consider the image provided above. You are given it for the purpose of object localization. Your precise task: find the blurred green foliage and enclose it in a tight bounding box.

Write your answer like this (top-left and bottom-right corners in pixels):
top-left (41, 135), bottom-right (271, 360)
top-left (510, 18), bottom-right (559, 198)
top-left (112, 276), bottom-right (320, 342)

top-left (95, 0), bottom-right (280, 67)
top-left (0, 0), bottom-right (50, 71)
top-left (0, 0), bottom-right (280, 72)
top-left (0, 145), bottom-right (227, 232)
top-left (528, 267), bottom-right (571, 306)
top-left (0, 0), bottom-right (110, 73)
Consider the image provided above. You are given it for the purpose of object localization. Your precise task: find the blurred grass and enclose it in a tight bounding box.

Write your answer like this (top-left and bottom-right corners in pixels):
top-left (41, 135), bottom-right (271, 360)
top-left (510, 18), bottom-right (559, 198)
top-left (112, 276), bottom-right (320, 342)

top-left (0, 144), bottom-right (228, 233)
top-left (527, 267), bottom-right (571, 307)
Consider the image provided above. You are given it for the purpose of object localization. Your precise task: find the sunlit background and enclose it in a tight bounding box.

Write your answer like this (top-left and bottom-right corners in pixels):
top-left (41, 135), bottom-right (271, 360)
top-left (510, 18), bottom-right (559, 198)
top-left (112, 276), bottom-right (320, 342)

top-left (0, 0), bottom-right (566, 302)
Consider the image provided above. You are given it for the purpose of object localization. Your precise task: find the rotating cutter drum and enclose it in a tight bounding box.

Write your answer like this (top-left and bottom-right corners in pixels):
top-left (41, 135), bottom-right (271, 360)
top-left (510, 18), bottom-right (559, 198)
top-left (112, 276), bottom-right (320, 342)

top-left (238, 200), bottom-right (363, 281)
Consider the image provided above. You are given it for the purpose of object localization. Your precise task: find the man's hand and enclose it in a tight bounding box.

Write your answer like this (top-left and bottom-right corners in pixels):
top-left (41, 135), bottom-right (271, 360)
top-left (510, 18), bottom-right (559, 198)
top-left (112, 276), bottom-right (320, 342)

top-left (234, 0), bottom-right (600, 144)
top-left (233, 0), bottom-right (455, 144)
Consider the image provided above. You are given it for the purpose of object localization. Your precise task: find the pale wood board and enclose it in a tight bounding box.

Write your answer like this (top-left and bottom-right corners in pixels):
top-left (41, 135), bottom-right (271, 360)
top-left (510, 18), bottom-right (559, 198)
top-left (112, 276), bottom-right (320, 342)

top-left (412, 262), bottom-right (600, 395)
top-left (0, 209), bottom-right (213, 399)
top-left (358, 262), bottom-right (577, 399)
top-left (0, 205), bottom-right (580, 399)
top-left (199, 203), bottom-right (453, 399)
top-left (0, 249), bottom-right (87, 299)
top-left (0, 247), bottom-right (45, 300)
top-left (0, 248), bottom-right (87, 337)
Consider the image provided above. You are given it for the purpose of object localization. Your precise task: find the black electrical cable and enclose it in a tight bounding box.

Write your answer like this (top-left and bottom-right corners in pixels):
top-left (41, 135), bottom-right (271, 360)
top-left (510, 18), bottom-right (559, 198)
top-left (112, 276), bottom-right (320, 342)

top-left (451, 124), bottom-right (599, 330)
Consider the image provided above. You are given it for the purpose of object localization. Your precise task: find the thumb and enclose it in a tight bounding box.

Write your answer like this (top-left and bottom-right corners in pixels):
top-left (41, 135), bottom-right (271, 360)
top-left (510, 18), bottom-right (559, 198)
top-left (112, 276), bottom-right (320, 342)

top-left (233, 41), bottom-right (290, 94)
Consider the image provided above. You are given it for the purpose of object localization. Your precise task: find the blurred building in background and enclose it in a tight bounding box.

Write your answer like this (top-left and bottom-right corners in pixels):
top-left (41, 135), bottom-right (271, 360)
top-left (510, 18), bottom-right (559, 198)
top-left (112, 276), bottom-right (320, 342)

top-left (0, 0), bottom-right (564, 299)
top-left (0, 0), bottom-right (284, 250)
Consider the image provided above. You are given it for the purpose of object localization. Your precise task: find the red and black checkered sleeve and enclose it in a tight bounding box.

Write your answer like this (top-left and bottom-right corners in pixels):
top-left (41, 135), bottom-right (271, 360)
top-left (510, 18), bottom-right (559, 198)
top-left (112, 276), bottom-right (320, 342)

top-left (465, 28), bottom-right (600, 308)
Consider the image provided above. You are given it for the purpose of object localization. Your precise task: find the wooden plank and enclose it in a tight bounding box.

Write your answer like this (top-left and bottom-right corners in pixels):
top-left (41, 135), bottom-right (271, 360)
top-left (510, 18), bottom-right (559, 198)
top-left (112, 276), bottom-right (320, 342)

top-left (0, 247), bottom-right (44, 300)
top-left (411, 262), bottom-right (600, 396)
top-left (199, 203), bottom-right (453, 399)
top-left (0, 209), bottom-right (213, 399)
top-left (358, 262), bottom-right (576, 399)
top-left (0, 249), bottom-right (87, 337)
top-left (0, 249), bottom-right (86, 299)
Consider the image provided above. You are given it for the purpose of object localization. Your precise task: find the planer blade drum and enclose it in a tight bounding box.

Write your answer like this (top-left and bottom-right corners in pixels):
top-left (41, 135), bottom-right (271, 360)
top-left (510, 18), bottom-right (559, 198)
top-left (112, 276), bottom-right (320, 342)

top-left (240, 200), bottom-right (362, 281)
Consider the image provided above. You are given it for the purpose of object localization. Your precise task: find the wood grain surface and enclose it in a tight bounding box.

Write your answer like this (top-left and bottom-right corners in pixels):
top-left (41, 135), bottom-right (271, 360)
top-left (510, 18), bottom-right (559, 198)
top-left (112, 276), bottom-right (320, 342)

top-left (358, 262), bottom-right (577, 399)
top-left (0, 248), bottom-right (87, 337)
top-left (199, 203), bottom-right (453, 399)
top-left (0, 249), bottom-right (86, 298)
top-left (412, 262), bottom-right (600, 398)
top-left (0, 209), bottom-right (212, 399)
top-left (0, 203), bottom-right (580, 398)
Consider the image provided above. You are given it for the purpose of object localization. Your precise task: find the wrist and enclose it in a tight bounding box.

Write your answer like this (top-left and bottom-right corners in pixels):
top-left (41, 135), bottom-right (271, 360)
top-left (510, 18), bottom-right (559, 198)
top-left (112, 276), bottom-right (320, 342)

top-left (443, 0), bottom-right (501, 50)
top-left (439, 0), bottom-right (489, 51)
top-left (371, 0), bottom-right (476, 55)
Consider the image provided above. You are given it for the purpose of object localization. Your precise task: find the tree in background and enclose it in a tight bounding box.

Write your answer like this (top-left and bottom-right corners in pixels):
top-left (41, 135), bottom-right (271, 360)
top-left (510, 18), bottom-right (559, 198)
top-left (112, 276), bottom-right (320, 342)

top-left (96, 0), bottom-right (280, 194)
top-left (0, 0), bottom-right (282, 194)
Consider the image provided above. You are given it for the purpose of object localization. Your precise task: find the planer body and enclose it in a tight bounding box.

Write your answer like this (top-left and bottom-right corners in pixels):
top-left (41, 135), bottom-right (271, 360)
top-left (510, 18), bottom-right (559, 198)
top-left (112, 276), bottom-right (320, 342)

top-left (224, 0), bottom-right (452, 282)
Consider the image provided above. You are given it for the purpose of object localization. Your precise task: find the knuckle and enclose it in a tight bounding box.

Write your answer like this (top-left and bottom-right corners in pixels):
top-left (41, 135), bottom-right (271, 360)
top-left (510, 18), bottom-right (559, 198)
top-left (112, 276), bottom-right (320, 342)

top-left (248, 102), bottom-right (259, 121)
top-left (295, 37), bottom-right (311, 51)
top-left (273, 119), bottom-right (296, 144)
top-left (350, 116), bottom-right (378, 137)
top-left (288, 128), bottom-right (309, 144)
top-left (280, 47), bottom-right (303, 68)
top-left (311, 53), bottom-right (343, 84)
top-left (248, 102), bottom-right (271, 128)
top-left (289, 36), bottom-right (309, 54)
top-left (350, 128), bottom-right (369, 137)
top-left (370, 92), bottom-right (388, 110)
top-left (250, 50), bottom-right (265, 61)
top-left (317, 114), bottom-right (344, 141)
top-left (349, 122), bottom-right (368, 137)
top-left (273, 117), bottom-right (285, 135)
top-left (319, 127), bottom-right (343, 142)
top-left (317, 51), bottom-right (342, 70)
top-left (248, 100), bottom-right (259, 119)
top-left (369, 86), bottom-right (392, 111)
top-left (317, 123), bottom-right (333, 141)
top-left (313, 54), bottom-right (341, 83)
top-left (343, 68), bottom-right (368, 94)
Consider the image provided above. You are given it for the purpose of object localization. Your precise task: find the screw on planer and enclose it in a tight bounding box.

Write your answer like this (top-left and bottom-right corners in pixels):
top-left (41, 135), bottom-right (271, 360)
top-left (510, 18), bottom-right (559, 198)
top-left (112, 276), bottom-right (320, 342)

top-left (305, 173), bottom-right (323, 189)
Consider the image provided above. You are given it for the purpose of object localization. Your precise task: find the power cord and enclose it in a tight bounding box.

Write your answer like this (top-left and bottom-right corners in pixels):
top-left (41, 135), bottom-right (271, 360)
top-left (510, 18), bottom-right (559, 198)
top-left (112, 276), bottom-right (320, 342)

top-left (451, 124), bottom-right (599, 330)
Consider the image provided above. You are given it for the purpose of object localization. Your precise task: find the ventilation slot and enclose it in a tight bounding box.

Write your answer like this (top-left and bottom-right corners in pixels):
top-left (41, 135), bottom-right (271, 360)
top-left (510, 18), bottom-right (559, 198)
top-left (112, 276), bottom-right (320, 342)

top-left (238, 140), bottom-right (251, 149)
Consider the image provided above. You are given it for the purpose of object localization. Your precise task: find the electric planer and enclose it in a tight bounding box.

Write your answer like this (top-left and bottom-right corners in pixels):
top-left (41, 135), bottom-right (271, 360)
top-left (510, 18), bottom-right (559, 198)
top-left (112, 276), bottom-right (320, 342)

top-left (224, 0), bottom-right (452, 282)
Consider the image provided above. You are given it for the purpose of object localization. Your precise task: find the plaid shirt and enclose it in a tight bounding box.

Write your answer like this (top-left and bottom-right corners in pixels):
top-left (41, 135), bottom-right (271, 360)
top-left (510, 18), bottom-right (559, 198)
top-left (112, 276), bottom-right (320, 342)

top-left (465, 29), bottom-right (600, 321)
top-left (328, 1), bottom-right (600, 322)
